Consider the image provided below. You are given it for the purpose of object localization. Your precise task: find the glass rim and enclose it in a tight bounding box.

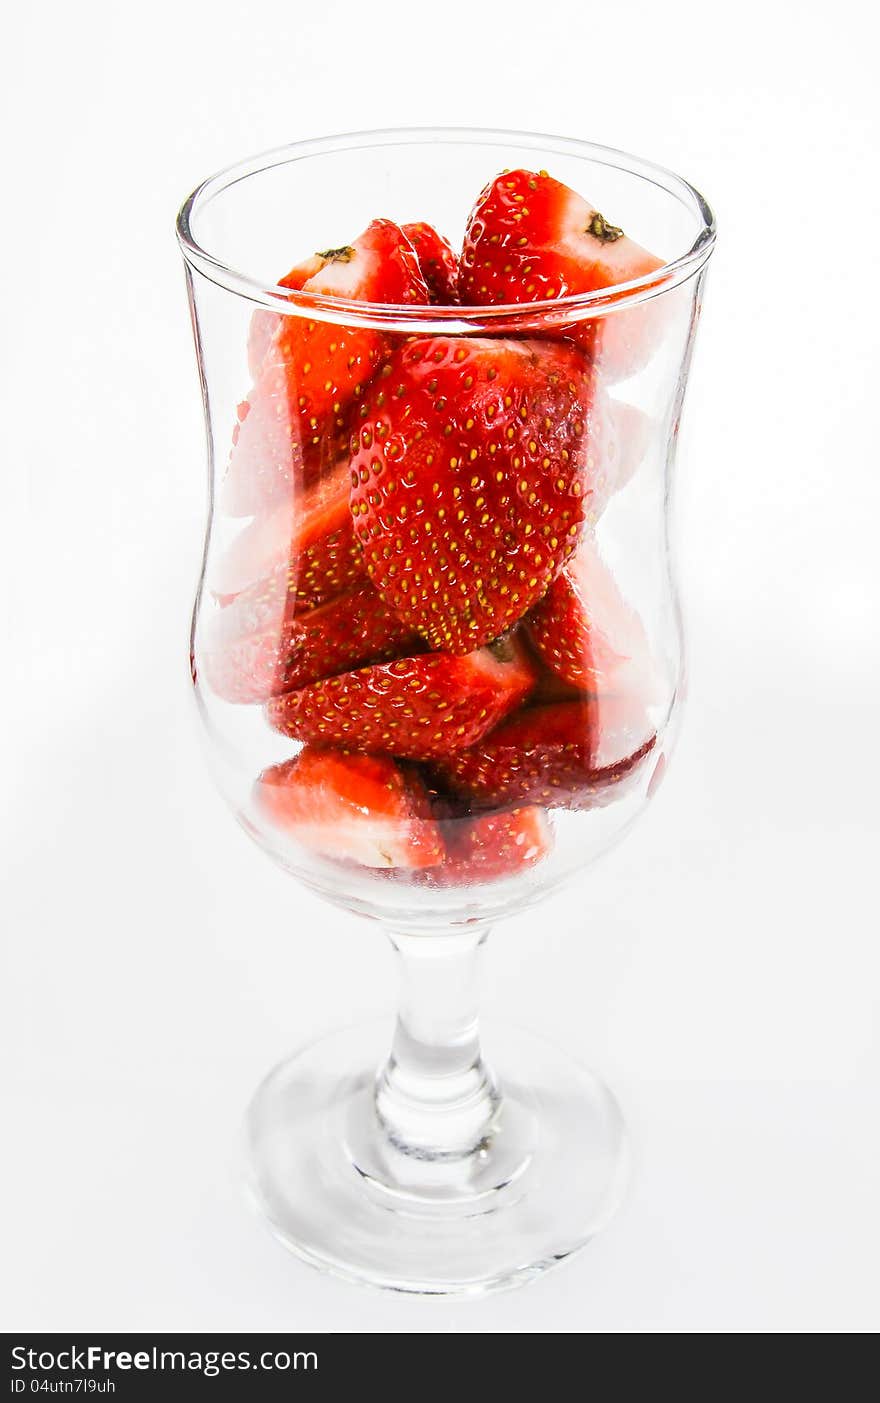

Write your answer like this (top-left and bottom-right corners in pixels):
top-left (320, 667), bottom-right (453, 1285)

top-left (176, 126), bottom-right (716, 330)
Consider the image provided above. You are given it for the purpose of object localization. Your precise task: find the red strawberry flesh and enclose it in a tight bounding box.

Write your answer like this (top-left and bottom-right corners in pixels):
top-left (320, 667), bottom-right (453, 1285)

top-left (223, 220), bottom-right (430, 517)
top-left (271, 218), bottom-right (429, 419)
top-left (220, 356), bottom-right (309, 519)
top-left (527, 534), bottom-right (663, 703)
top-left (433, 806), bottom-right (552, 884)
top-left (266, 631), bottom-right (536, 760)
top-left (349, 336), bottom-right (602, 653)
top-left (200, 580), bottom-right (416, 705)
top-left (402, 222), bottom-right (459, 304)
top-left (255, 748), bottom-right (443, 869)
top-left (211, 458), bottom-right (366, 608)
top-left (432, 700), bottom-right (656, 811)
top-left (460, 169), bottom-right (666, 381)
top-left (247, 253), bottom-right (325, 379)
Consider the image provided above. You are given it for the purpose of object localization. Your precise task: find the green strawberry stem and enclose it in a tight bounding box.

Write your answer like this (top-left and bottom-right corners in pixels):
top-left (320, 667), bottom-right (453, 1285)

top-left (315, 244), bottom-right (355, 262)
top-left (586, 211), bottom-right (624, 243)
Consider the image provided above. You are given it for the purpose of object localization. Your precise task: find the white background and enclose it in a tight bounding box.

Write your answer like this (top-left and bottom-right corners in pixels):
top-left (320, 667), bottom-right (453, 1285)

top-left (2, 0), bottom-right (878, 1334)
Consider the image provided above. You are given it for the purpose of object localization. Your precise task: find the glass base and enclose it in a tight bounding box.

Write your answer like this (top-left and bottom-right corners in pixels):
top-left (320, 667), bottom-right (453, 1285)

top-left (245, 1021), bottom-right (629, 1296)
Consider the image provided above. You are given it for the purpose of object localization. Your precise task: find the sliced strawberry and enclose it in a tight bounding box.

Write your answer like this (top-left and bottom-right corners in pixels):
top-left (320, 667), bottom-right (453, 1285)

top-left (247, 254), bottom-right (325, 379)
top-left (255, 748), bottom-right (443, 869)
top-left (526, 652), bottom-right (586, 706)
top-left (223, 221), bottom-right (431, 517)
top-left (349, 336), bottom-right (604, 653)
top-left (606, 399), bottom-right (649, 497)
top-left (432, 806), bottom-right (553, 885)
top-left (211, 458), bottom-right (365, 608)
top-left (220, 356), bottom-right (308, 518)
top-left (220, 348), bottom-right (357, 521)
top-left (266, 632), bottom-right (536, 760)
top-left (584, 690), bottom-right (658, 774)
top-left (584, 394), bottom-right (652, 518)
top-left (526, 535), bottom-right (663, 702)
top-left (431, 700), bottom-right (656, 811)
top-left (402, 222), bottom-right (459, 303)
top-left (460, 169), bottom-right (666, 381)
top-left (274, 220), bottom-right (428, 418)
top-left (200, 580), bottom-right (417, 705)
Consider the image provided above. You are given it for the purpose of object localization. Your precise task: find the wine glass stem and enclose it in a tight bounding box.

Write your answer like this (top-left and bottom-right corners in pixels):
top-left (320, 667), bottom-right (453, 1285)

top-left (375, 927), bottom-right (500, 1160)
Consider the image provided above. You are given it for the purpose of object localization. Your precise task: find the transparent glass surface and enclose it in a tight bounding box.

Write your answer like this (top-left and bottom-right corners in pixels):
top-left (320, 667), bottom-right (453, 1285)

top-left (177, 128), bottom-right (714, 1294)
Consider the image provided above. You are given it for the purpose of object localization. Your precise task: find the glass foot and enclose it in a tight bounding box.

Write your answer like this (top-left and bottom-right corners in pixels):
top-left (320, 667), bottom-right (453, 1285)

top-left (245, 1021), bottom-right (629, 1296)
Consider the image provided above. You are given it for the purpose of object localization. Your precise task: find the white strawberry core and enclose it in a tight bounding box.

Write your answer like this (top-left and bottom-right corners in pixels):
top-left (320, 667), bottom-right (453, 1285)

top-left (286, 815), bottom-right (412, 868)
top-left (468, 634), bottom-right (530, 686)
top-left (308, 246), bottom-right (378, 300)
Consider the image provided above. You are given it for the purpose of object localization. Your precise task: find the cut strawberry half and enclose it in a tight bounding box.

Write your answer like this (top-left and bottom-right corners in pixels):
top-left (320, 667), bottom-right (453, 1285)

top-left (460, 169), bottom-right (666, 381)
top-left (266, 632), bottom-right (536, 760)
top-left (211, 458), bottom-right (366, 608)
top-left (200, 580), bottom-right (417, 705)
top-left (223, 220), bottom-right (431, 517)
top-left (431, 699), bottom-right (656, 811)
top-left (247, 254), bottom-right (325, 379)
top-left (526, 534), bottom-right (663, 703)
top-left (402, 222), bottom-right (459, 304)
top-left (526, 652), bottom-right (586, 706)
top-left (605, 400), bottom-right (650, 497)
top-left (432, 806), bottom-right (553, 885)
top-left (586, 395), bottom-right (652, 518)
top-left (220, 356), bottom-right (310, 519)
top-left (255, 748), bottom-right (443, 869)
top-left (273, 219), bottom-right (428, 417)
top-left (349, 336), bottom-right (604, 653)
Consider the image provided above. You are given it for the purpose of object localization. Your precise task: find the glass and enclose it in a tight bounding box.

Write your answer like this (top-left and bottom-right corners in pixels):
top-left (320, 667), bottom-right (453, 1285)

top-left (177, 128), bottom-right (715, 1294)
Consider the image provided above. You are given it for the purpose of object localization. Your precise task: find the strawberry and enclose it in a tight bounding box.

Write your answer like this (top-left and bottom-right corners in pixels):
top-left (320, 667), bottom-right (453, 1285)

top-left (255, 748), bottom-right (444, 869)
top-left (211, 458), bottom-right (366, 609)
top-left (247, 254), bottom-right (325, 379)
top-left (460, 169), bottom-right (666, 381)
top-left (402, 222), bottom-right (459, 303)
top-left (200, 580), bottom-right (416, 705)
top-left (587, 394), bottom-right (651, 517)
top-left (603, 399), bottom-right (650, 498)
top-left (223, 220), bottom-right (430, 516)
top-left (273, 220), bottom-right (428, 421)
top-left (266, 632), bottom-right (536, 760)
top-left (220, 357), bottom-right (310, 519)
top-left (432, 806), bottom-right (552, 885)
top-left (431, 699), bottom-right (656, 811)
top-left (348, 336), bottom-right (602, 653)
top-left (525, 649), bottom-right (586, 706)
top-left (526, 535), bottom-right (663, 700)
